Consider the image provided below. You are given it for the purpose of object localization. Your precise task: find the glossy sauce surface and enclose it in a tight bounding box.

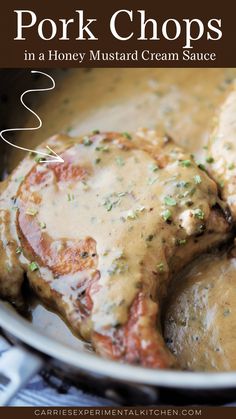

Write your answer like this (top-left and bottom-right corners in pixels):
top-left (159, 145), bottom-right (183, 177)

top-left (165, 253), bottom-right (236, 371)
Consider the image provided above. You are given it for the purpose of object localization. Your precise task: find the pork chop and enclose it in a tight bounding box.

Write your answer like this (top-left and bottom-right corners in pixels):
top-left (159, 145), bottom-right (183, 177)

top-left (0, 129), bottom-right (231, 368)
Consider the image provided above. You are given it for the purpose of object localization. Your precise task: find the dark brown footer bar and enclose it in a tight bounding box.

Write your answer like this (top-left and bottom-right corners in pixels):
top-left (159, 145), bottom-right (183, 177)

top-left (0, 407), bottom-right (236, 419)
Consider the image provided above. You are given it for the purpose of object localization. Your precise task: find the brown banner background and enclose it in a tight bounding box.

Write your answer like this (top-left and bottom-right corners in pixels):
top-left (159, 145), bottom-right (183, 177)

top-left (0, 0), bottom-right (235, 67)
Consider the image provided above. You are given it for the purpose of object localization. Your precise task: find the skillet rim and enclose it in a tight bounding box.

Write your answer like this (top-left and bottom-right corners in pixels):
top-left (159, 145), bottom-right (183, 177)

top-left (1, 301), bottom-right (236, 390)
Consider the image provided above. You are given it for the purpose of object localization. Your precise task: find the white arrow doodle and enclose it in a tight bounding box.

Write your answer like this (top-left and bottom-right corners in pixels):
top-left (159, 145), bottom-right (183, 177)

top-left (0, 70), bottom-right (64, 163)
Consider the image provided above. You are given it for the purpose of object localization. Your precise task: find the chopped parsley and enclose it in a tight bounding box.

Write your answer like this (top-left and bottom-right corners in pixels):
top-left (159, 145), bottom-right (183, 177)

top-left (16, 247), bottom-right (22, 254)
top-left (192, 208), bottom-right (205, 220)
top-left (164, 196), bottom-right (177, 206)
top-left (122, 132), bottom-right (132, 140)
top-left (67, 193), bottom-right (75, 202)
top-left (156, 262), bottom-right (165, 273)
top-left (126, 210), bottom-right (138, 220)
top-left (176, 239), bottom-right (187, 246)
top-left (161, 209), bottom-right (172, 222)
top-left (34, 155), bottom-right (44, 163)
top-left (83, 137), bottom-right (92, 146)
top-left (180, 159), bottom-right (191, 167)
top-left (206, 156), bottom-right (214, 164)
top-left (124, 207), bottom-right (145, 220)
top-left (81, 251), bottom-right (89, 259)
top-left (94, 158), bottom-right (101, 164)
top-left (198, 163), bottom-right (206, 171)
top-left (40, 222), bottom-right (46, 229)
top-left (228, 163), bottom-right (235, 170)
top-left (95, 145), bottom-right (110, 152)
top-left (115, 156), bottom-right (125, 167)
top-left (147, 177), bottom-right (158, 185)
top-left (26, 208), bottom-right (38, 216)
top-left (92, 129), bottom-right (100, 134)
top-left (194, 175), bottom-right (202, 184)
top-left (29, 261), bottom-right (39, 272)
top-left (108, 257), bottom-right (128, 275)
top-left (176, 181), bottom-right (190, 188)
top-left (148, 163), bottom-right (159, 172)
top-left (104, 200), bottom-right (113, 211)
top-left (223, 308), bottom-right (231, 317)
top-left (15, 176), bottom-right (25, 183)
top-left (146, 234), bottom-right (154, 242)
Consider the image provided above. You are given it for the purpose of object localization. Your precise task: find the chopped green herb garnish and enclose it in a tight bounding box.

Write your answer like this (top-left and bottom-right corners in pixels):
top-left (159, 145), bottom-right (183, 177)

top-left (164, 196), bottom-right (177, 206)
top-left (104, 201), bottom-right (113, 211)
top-left (228, 163), bottom-right (235, 170)
top-left (189, 187), bottom-right (196, 197)
top-left (126, 210), bottom-right (138, 220)
top-left (206, 156), bottom-right (214, 164)
top-left (176, 181), bottom-right (190, 188)
top-left (180, 160), bottom-right (191, 167)
top-left (15, 176), bottom-right (25, 183)
top-left (176, 239), bottom-right (187, 246)
top-left (122, 132), bottom-right (132, 140)
top-left (137, 206), bottom-right (146, 213)
top-left (146, 234), bottom-right (154, 242)
top-left (147, 177), bottom-right (158, 185)
top-left (108, 257), bottom-right (128, 275)
top-left (185, 200), bottom-right (193, 207)
top-left (94, 158), bottom-right (101, 164)
top-left (194, 175), bottom-right (202, 184)
top-left (34, 155), bottom-right (43, 163)
top-left (156, 262), bottom-right (165, 273)
top-left (83, 137), bottom-right (92, 146)
top-left (115, 156), bottom-right (125, 167)
top-left (95, 145), bottom-right (110, 152)
top-left (198, 163), bottom-right (206, 171)
top-left (218, 179), bottom-right (225, 188)
top-left (148, 163), bottom-right (159, 172)
top-left (92, 129), bottom-right (100, 134)
top-left (40, 222), bottom-right (46, 229)
top-left (223, 308), bottom-right (230, 317)
top-left (67, 193), bottom-right (75, 202)
top-left (16, 247), bottom-right (22, 254)
top-left (192, 208), bottom-right (205, 220)
top-left (26, 208), bottom-right (38, 216)
top-left (29, 261), bottom-right (39, 272)
top-left (161, 209), bottom-right (172, 222)
top-left (81, 251), bottom-right (89, 259)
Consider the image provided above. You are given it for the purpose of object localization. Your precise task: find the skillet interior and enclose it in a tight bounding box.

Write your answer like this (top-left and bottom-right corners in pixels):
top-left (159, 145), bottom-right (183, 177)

top-left (1, 69), bottom-right (236, 390)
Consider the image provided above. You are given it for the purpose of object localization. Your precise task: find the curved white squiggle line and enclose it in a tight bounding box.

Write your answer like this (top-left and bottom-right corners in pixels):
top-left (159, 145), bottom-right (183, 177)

top-left (0, 70), bottom-right (64, 163)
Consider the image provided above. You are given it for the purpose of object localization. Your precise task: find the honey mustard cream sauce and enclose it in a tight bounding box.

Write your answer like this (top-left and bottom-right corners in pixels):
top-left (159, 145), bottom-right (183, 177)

top-left (165, 253), bottom-right (236, 371)
top-left (6, 68), bottom-right (236, 172)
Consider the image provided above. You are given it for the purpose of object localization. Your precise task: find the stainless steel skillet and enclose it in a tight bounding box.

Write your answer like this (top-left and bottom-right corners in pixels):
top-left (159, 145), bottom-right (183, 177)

top-left (0, 69), bottom-right (236, 406)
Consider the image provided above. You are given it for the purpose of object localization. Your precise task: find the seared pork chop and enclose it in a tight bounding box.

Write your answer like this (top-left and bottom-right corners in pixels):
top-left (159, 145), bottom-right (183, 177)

top-left (0, 129), bottom-right (231, 368)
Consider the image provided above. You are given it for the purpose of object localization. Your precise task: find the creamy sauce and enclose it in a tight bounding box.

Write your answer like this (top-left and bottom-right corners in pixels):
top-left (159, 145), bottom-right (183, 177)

top-left (6, 68), bottom-right (236, 172)
top-left (165, 252), bottom-right (236, 371)
top-left (4, 68), bottom-right (236, 369)
top-left (208, 89), bottom-right (236, 218)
